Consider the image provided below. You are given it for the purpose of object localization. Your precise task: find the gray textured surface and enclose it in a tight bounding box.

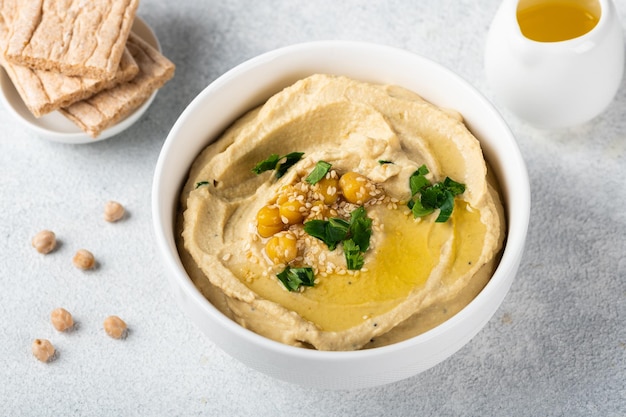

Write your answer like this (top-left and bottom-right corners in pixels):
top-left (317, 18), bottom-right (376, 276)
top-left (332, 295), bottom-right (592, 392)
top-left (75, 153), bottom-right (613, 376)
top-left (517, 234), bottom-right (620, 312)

top-left (1, 0), bottom-right (625, 415)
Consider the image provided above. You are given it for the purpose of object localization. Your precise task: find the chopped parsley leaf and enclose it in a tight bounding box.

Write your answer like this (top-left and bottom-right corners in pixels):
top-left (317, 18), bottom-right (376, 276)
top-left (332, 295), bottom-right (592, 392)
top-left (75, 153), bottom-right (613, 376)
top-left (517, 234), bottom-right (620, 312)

top-left (305, 161), bottom-right (332, 185)
top-left (408, 164), bottom-right (465, 223)
top-left (343, 238), bottom-right (364, 270)
top-left (348, 206), bottom-right (372, 252)
top-left (303, 206), bottom-right (372, 270)
top-left (409, 164), bottom-right (430, 195)
top-left (251, 154), bottom-right (280, 174)
top-left (252, 152), bottom-right (304, 178)
top-left (276, 266), bottom-right (315, 291)
top-left (303, 217), bottom-right (349, 251)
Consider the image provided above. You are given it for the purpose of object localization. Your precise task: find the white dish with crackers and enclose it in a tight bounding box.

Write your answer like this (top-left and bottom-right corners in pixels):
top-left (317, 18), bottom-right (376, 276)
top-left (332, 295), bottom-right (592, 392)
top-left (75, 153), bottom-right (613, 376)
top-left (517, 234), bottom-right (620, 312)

top-left (0, 0), bottom-right (175, 144)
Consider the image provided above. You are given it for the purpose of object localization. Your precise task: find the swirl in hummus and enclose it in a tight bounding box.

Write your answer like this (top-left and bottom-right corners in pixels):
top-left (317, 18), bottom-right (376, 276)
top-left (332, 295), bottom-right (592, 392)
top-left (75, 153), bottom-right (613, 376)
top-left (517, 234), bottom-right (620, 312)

top-left (177, 74), bottom-right (505, 351)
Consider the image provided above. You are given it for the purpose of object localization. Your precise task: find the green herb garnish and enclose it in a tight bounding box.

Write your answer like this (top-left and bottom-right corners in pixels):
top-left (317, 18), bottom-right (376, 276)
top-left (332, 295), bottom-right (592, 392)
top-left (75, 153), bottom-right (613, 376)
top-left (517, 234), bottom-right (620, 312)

top-left (303, 206), bottom-right (372, 270)
top-left (195, 181), bottom-right (210, 189)
top-left (347, 207), bottom-right (372, 252)
top-left (303, 217), bottom-right (349, 251)
top-left (342, 207), bottom-right (372, 270)
top-left (378, 160), bottom-right (394, 165)
top-left (252, 154), bottom-right (280, 174)
top-left (252, 152), bottom-right (304, 178)
top-left (276, 266), bottom-right (315, 291)
top-left (408, 165), bottom-right (465, 223)
top-left (342, 239), bottom-right (364, 270)
top-left (305, 160), bottom-right (332, 185)
top-left (409, 164), bottom-right (430, 195)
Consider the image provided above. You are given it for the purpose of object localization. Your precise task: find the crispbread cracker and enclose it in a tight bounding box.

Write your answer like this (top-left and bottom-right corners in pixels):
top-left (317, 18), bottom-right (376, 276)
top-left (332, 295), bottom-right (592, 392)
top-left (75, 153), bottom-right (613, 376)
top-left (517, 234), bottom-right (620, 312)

top-left (4, 0), bottom-right (140, 80)
top-left (60, 32), bottom-right (175, 138)
top-left (0, 48), bottom-right (139, 117)
top-left (0, 0), bottom-right (17, 42)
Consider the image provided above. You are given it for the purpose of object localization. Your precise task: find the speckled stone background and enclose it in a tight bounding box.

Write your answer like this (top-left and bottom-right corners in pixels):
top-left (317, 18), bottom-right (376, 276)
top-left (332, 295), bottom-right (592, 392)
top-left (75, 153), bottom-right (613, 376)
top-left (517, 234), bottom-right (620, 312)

top-left (1, 1), bottom-right (625, 416)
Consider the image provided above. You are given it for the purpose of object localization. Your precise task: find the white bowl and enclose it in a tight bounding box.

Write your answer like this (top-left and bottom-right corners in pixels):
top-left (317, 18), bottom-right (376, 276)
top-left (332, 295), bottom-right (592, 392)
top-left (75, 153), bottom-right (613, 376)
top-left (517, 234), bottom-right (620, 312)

top-left (0, 17), bottom-right (160, 144)
top-left (152, 41), bottom-right (530, 390)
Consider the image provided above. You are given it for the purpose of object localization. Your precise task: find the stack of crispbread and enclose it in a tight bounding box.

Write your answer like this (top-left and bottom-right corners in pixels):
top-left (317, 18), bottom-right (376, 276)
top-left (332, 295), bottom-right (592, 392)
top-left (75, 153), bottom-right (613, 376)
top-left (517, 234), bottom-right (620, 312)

top-left (0, 0), bottom-right (175, 138)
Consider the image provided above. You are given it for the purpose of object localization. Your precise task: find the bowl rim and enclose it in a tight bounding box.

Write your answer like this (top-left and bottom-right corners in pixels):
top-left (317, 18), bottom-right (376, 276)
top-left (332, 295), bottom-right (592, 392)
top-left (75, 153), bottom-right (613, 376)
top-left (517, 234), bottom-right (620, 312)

top-left (152, 40), bottom-right (530, 361)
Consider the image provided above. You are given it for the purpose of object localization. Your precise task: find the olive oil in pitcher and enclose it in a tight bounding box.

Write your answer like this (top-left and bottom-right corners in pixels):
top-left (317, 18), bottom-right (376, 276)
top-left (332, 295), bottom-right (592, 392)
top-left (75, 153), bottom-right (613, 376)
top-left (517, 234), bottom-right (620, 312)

top-left (517, 0), bottom-right (600, 42)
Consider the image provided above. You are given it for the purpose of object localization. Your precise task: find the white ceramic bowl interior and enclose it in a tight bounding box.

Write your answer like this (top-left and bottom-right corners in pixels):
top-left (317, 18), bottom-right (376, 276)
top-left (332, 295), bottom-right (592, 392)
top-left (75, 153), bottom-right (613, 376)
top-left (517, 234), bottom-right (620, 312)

top-left (0, 17), bottom-right (160, 144)
top-left (152, 41), bottom-right (530, 390)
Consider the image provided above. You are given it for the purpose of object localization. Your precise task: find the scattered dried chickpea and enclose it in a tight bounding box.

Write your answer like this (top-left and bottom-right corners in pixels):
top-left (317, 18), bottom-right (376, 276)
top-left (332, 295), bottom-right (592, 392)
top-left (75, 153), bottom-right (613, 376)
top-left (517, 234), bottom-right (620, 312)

top-left (72, 249), bottom-right (95, 270)
top-left (338, 171), bottom-right (374, 204)
top-left (32, 339), bottom-right (55, 362)
top-left (265, 232), bottom-right (298, 264)
top-left (31, 230), bottom-right (57, 254)
top-left (256, 205), bottom-right (284, 237)
top-left (103, 315), bottom-right (128, 339)
top-left (104, 200), bottom-right (125, 222)
top-left (50, 308), bottom-right (74, 332)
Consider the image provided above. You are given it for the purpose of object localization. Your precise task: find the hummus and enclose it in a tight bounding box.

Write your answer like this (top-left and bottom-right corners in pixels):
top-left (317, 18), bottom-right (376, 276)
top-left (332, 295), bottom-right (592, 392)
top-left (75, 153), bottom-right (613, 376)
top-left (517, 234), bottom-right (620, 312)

top-left (178, 74), bottom-right (505, 351)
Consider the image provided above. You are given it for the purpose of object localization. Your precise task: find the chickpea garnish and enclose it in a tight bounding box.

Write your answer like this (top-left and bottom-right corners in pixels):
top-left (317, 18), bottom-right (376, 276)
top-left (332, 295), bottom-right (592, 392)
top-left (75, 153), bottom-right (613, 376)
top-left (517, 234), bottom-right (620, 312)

top-left (265, 232), bottom-right (298, 264)
top-left (278, 199), bottom-right (305, 225)
top-left (104, 200), bottom-right (125, 222)
top-left (256, 205), bottom-right (284, 237)
top-left (338, 171), bottom-right (374, 204)
top-left (72, 249), bottom-right (95, 270)
top-left (50, 308), bottom-right (74, 332)
top-left (103, 315), bottom-right (128, 339)
top-left (315, 176), bottom-right (340, 205)
top-left (32, 339), bottom-right (55, 362)
top-left (31, 230), bottom-right (57, 254)
top-left (275, 185), bottom-right (304, 204)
